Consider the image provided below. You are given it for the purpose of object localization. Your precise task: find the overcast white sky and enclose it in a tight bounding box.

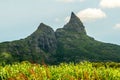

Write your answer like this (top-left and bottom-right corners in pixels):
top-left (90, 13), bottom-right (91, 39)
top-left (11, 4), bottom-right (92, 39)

top-left (0, 0), bottom-right (120, 45)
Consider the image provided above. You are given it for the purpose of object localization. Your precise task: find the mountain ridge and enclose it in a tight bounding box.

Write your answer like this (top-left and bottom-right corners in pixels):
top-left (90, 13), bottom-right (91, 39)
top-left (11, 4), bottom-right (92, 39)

top-left (0, 12), bottom-right (120, 64)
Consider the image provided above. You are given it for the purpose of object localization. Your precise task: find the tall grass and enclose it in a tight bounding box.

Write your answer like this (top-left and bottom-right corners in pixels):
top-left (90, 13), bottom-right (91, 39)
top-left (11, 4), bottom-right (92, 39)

top-left (0, 61), bottom-right (120, 80)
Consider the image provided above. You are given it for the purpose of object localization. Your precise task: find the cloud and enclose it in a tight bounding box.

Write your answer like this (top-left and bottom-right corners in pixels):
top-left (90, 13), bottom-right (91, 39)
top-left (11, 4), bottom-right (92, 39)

top-left (100, 0), bottom-right (120, 8)
top-left (77, 8), bottom-right (106, 22)
top-left (65, 8), bottom-right (106, 22)
top-left (114, 23), bottom-right (120, 29)
top-left (56, 0), bottom-right (85, 3)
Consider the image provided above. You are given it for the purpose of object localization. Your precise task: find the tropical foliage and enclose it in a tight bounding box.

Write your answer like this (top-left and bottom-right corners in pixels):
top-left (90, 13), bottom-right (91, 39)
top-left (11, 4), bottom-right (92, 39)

top-left (0, 61), bottom-right (120, 80)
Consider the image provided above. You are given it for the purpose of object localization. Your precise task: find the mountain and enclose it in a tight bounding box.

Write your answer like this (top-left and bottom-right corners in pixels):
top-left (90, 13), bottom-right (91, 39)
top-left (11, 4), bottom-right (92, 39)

top-left (0, 12), bottom-right (120, 64)
top-left (55, 12), bottom-right (120, 63)
top-left (0, 23), bottom-right (57, 64)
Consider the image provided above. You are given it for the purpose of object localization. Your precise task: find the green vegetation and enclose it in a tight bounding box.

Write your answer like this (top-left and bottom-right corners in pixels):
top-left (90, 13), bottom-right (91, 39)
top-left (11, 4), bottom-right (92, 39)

top-left (0, 12), bottom-right (120, 65)
top-left (0, 61), bottom-right (120, 80)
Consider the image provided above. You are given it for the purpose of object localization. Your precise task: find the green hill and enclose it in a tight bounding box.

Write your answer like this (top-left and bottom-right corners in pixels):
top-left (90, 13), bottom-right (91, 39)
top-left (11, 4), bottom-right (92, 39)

top-left (0, 12), bottom-right (120, 64)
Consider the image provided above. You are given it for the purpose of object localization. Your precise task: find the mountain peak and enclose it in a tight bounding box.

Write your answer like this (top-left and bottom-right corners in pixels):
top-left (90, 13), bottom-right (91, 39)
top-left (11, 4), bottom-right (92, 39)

top-left (35, 23), bottom-right (54, 33)
top-left (71, 12), bottom-right (76, 18)
top-left (69, 12), bottom-right (81, 23)
top-left (40, 22), bottom-right (45, 26)
top-left (28, 22), bottom-right (57, 53)
top-left (63, 12), bottom-right (86, 34)
top-left (38, 23), bottom-right (48, 29)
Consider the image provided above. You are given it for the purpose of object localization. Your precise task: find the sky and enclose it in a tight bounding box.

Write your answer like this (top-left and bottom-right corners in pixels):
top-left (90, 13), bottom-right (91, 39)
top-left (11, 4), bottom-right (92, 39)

top-left (0, 0), bottom-right (120, 45)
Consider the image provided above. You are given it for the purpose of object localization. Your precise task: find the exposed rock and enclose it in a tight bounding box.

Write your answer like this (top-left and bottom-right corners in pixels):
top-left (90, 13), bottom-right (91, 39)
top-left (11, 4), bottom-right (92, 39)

top-left (27, 23), bottom-right (57, 53)
top-left (63, 12), bottom-right (86, 34)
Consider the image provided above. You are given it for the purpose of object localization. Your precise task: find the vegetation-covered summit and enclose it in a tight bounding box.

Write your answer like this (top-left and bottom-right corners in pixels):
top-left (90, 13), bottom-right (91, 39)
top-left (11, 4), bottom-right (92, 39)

top-left (0, 12), bottom-right (120, 64)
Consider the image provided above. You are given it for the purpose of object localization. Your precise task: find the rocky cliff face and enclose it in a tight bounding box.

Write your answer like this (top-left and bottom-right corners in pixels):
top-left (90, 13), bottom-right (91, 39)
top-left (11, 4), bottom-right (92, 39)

top-left (56, 12), bottom-right (86, 38)
top-left (0, 12), bottom-right (120, 64)
top-left (63, 12), bottom-right (86, 34)
top-left (0, 23), bottom-right (57, 64)
top-left (27, 23), bottom-right (57, 53)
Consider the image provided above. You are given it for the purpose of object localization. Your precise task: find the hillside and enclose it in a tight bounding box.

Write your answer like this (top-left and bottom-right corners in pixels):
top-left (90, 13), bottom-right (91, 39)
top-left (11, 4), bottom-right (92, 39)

top-left (0, 12), bottom-right (120, 64)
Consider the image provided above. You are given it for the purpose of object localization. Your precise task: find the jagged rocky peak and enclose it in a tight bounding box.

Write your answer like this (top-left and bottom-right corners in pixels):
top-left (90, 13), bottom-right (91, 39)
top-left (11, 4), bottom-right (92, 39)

top-left (28, 23), bottom-right (57, 53)
top-left (69, 12), bottom-right (81, 23)
top-left (64, 12), bottom-right (86, 34)
top-left (37, 23), bottom-right (54, 33)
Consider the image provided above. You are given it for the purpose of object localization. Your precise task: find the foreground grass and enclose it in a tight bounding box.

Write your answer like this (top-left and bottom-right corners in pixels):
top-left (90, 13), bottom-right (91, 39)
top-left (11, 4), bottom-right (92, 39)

top-left (0, 61), bottom-right (120, 80)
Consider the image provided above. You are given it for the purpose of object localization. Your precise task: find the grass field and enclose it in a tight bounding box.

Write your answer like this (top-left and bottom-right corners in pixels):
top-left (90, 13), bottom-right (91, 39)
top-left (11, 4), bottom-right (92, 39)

top-left (0, 61), bottom-right (120, 80)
